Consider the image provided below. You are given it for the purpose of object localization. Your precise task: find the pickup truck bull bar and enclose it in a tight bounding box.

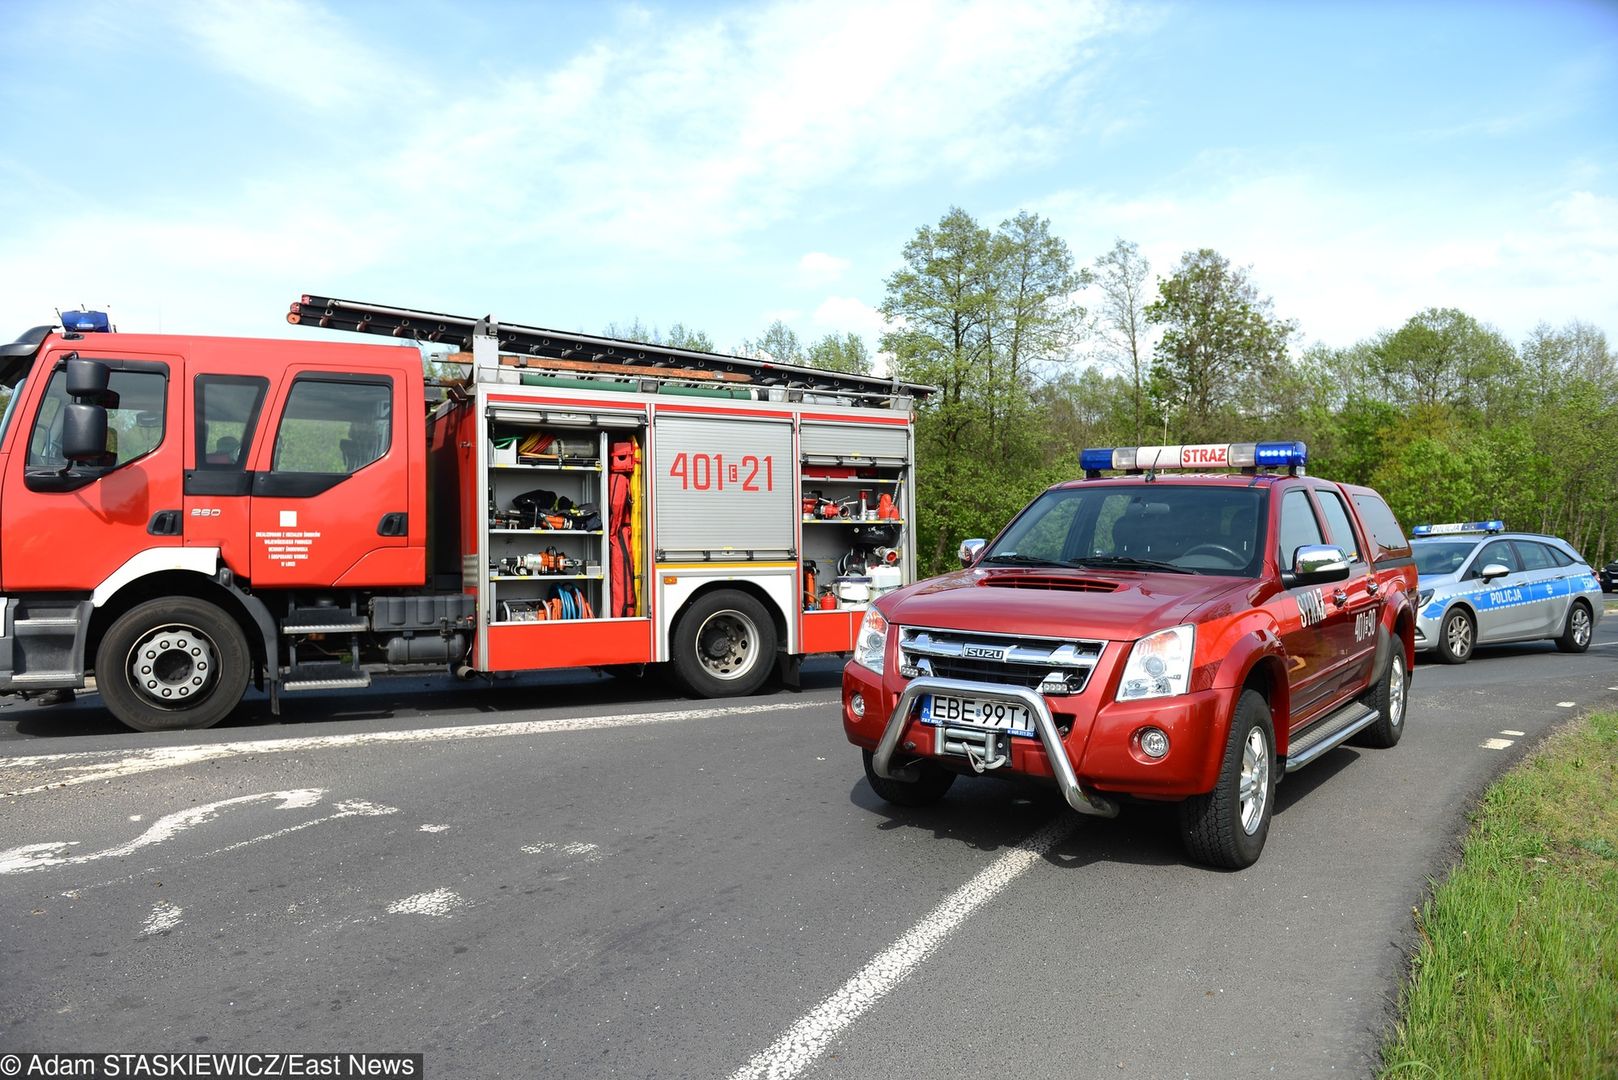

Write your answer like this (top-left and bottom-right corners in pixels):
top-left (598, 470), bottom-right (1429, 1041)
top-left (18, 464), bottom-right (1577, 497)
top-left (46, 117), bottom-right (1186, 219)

top-left (872, 676), bottom-right (1120, 818)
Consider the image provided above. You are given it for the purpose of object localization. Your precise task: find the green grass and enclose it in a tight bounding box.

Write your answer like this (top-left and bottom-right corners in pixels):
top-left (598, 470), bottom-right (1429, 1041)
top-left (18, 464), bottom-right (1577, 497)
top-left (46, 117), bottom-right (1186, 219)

top-left (1379, 711), bottom-right (1618, 1079)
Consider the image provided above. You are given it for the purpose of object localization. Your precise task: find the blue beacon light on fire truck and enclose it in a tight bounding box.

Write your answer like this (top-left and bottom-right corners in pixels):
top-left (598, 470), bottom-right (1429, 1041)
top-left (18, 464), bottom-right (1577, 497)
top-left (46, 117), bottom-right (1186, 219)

top-left (1080, 441), bottom-right (1307, 473)
top-left (1410, 521), bottom-right (1505, 537)
top-left (58, 308), bottom-right (112, 333)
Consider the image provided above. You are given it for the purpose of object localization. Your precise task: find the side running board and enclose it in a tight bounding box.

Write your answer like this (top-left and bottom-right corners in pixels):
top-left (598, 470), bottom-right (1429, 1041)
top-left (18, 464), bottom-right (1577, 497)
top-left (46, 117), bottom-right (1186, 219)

top-left (1284, 701), bottom-right (1379, 773)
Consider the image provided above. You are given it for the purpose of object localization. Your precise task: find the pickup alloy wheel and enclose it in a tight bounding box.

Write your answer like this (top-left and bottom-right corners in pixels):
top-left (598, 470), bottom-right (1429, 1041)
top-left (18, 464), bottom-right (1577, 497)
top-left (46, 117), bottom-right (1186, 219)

top-left (1180, 689), bottom-right (1275, 869)
top-left (1354, 640), bottom-right (1407, 749)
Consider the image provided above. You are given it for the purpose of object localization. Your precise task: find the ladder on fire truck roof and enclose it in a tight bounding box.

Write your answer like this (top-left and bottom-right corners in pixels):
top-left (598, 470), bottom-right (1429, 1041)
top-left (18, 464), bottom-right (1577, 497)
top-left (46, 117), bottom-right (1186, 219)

top-left (287, 294), bottom-right (934, 409)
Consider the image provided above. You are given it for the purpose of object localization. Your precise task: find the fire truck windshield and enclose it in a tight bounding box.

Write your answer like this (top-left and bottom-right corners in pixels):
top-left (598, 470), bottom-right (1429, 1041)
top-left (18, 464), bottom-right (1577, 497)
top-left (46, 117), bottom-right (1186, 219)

top-left (987, 484), bottom-right (1270, 577)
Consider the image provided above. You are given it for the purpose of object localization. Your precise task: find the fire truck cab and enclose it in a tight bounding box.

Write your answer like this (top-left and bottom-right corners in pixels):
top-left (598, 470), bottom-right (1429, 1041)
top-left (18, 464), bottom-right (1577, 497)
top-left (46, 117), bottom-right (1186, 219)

top-left (0, 298), bottom-right (931, 732)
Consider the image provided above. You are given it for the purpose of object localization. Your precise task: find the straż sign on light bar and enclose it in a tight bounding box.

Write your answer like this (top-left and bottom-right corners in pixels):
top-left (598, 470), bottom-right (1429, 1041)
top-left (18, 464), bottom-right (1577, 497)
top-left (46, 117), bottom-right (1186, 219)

top-left (1080, 441), bottom-right (1307, 472)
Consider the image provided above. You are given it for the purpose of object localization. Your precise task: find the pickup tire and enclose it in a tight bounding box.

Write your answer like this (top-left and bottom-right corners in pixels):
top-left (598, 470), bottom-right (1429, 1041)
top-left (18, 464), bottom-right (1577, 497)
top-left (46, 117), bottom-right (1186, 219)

top-left (671, 589), bottom-right (777, 698)
top-left (862, 750), bottom-right (956, 807)
top-left (1179, 689), bottom-right (1275, 869)
top-left (1555, 601), bottom-right (1593, 654)
top-left (95, 597), bottom-right (250, 732)
top-left (1436, 608), bottom-right (1474, 664)
top-left (1353, 640), bottom-right (1407, 749)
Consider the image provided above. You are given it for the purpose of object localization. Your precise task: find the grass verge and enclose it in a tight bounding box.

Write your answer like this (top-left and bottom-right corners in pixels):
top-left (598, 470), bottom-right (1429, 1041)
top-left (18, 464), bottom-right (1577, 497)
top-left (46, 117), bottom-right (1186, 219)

top-left (1379, 710), bottom-right (1618, 1078)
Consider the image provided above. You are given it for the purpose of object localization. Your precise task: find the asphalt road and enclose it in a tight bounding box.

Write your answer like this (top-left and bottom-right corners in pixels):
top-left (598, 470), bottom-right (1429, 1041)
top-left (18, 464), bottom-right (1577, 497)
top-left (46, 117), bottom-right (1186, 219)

top-left (2, 610), bottom-right (1616, 1079)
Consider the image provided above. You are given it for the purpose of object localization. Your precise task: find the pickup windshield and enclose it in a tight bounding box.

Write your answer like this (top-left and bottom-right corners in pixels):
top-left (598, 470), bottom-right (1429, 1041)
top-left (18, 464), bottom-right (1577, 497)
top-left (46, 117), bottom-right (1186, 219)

top-left (986, 484), bottom-right (1269, 577)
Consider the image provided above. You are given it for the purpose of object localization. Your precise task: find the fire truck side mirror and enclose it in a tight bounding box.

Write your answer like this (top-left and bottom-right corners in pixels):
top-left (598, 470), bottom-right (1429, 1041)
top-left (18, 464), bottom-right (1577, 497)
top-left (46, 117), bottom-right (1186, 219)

top-left (66, 357), bottom-right (118, 407)
top-left (62, 403), bottom-right (110, 464)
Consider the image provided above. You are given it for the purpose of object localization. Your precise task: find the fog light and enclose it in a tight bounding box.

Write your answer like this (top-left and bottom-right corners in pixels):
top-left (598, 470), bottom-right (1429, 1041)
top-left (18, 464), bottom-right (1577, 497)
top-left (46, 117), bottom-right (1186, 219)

top-left (850, 692), bottom-right (865, 719)
top-left (1140, 727), bottom-right (1169, 759)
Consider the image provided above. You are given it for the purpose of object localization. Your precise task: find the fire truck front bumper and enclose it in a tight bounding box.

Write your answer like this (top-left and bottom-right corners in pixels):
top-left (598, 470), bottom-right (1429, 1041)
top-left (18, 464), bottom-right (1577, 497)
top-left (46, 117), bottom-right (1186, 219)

top-left (844, 667), bottom-right (1235, 810)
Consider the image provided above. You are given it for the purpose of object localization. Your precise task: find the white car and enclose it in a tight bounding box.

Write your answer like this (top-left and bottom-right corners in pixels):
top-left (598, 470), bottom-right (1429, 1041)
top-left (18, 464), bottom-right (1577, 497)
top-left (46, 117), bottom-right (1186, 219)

top-left (1411, 521), bottom-right (1603, 663)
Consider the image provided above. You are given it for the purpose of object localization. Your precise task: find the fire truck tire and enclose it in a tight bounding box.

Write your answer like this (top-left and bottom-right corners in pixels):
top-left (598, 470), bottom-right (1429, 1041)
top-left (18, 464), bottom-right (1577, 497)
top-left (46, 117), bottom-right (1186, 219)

top-left (1178, 689), bottom-right (1274, 869)
top-left (670, 590), bottom-right (776, 698)
top-left (1436, 608), bottom-right (1474, 664)
top-left (1353, 641), bottom-right (1407, 749)
top-left (95, 597), bottom-right (251, 732)
top-left (1554, 601), bottom-right (1592, 653)
top-left (861, 750), bottom-right (956, 806)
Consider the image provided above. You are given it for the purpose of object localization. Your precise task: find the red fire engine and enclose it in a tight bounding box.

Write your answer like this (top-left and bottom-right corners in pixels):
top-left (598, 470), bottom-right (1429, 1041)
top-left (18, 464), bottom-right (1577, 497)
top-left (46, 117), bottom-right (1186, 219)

top-left (0, 297), bottom-right (930, 732)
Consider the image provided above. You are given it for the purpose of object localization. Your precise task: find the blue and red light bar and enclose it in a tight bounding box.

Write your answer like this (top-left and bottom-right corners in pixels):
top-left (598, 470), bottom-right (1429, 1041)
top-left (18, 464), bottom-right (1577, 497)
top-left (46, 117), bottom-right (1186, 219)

top-left (1411, 521), bottom-right (1505, 537)
top-left (1080, 441), bottom-right (1307, 473)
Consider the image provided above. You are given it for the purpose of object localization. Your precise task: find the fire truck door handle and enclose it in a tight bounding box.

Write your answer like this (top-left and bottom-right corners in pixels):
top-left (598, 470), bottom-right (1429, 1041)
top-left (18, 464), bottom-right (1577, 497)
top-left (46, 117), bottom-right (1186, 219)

top-left (377, 512), bottom-right (408, 537)
top-left (147, 509), bottom-right (183, 536)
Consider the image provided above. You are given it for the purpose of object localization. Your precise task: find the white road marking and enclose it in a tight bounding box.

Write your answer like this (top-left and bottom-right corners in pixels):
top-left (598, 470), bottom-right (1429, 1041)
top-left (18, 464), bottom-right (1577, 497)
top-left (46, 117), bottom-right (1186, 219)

top-left (387, 889), bottom-right (466, 917)
top-left (1502, 729), bottom-right (1525, 737)
top-left (418, 824), bottom-right (449, 833)
top-left (141, 900), bottom-right (183, 937)
top-left (0, 699), bottom-right (826, 799)
top-left (1481, 738), bottom-right (1514, 750)
top-left (0, 789), bottom-right (325, 875)
top-left (523, 840), bottom-right (602, 863)
top-left (728, 819), bottom-right (1072, 1080)
top-left (1556, 701), bottom-right (1576, 708)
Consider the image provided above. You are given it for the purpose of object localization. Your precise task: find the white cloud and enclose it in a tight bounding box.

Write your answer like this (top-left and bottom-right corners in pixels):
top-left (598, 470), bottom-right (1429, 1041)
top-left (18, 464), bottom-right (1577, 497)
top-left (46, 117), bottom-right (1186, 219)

top-left (798, 252), bottom-right (851, 285)
top-left (811, 296), bottom-right (887, 340)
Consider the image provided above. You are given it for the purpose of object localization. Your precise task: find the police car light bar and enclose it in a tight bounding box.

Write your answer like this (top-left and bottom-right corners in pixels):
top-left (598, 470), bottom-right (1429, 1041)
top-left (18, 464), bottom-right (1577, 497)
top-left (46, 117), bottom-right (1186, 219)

top-left (1411, 520), bottom-right (1505, 537)
top-left (1080, 441), bottom-right (1307, 473)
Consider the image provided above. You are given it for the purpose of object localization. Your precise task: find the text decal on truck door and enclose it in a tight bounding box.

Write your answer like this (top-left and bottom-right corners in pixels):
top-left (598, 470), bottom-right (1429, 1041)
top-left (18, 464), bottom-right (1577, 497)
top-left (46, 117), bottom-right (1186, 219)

top-left (1296, 588), bottom-right (1327, 627)
top-left (667, 452), bottom-right (776, 492)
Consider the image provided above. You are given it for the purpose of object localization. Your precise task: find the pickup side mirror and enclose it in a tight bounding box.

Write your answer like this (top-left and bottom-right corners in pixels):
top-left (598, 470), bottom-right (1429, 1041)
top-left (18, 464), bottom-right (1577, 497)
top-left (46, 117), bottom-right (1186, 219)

top-left (1479, 562), bottom-right (1511, 582)
top-left (1289, 544), bottom-right (1351, 586)
top-left (959, 538), bottom-right (986, 567)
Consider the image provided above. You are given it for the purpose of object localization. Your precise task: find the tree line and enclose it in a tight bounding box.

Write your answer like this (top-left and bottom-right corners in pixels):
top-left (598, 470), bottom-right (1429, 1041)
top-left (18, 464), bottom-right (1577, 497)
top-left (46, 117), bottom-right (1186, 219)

top-left (611, 205), bottom-right (1618, 576)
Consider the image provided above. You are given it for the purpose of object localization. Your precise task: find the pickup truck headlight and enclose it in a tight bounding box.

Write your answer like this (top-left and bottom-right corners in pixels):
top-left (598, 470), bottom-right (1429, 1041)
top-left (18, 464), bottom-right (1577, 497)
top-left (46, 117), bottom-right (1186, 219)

top-left (854, 607), bottom-right (888, 675)
top-left (1117, 624), bottom-right (1194, 702)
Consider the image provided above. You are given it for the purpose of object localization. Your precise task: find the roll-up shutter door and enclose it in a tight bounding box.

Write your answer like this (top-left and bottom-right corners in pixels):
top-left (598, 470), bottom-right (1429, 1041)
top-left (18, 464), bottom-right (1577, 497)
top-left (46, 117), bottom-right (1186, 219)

top-left (654, 415), bottom-right (794, 557)
top-left (800, 422), bottom-right (908, 466)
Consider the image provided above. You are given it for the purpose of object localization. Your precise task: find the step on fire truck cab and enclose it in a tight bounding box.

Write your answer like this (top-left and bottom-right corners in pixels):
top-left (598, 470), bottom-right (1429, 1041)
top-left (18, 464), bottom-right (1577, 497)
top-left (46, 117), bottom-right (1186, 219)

top-left (0, 298), bottom-right (931, 732)
top-left (841, 441), bottom-right (1418, 868)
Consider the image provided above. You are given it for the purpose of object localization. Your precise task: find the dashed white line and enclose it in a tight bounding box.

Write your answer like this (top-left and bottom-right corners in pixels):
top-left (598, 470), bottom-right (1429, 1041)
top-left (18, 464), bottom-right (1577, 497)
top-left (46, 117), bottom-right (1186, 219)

top-left (1502, 729), bottom-right (1525, 737)
top-left (1556, 701), bottom-right (1576, 708)
top-left (0, 699), bottom-right (826, 799)
top-left (418, 824), bottom-right (449, 833)
top-left (140, 900), bottom-right (183, 937)
top-left (728, 819), bottom-right (1073, 1080)
top-left (1481, 738), bottom-right (1514, 750)
top-left (387, 889), bottom-right (466, 917)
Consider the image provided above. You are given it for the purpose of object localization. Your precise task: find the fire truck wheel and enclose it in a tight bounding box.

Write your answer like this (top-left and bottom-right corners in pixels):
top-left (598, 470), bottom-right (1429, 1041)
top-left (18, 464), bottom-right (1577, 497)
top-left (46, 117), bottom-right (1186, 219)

top-left (1178, 689), bottom-right (1274, 869)
top-left (861, 750), bottom-right (956, 807)
top-left (671, 590), bottom-right (777, 698)
top-left (95, 597), bottom-right (251, 732)
top-left (1353, 640), bottom-right (1407, 749)
top-left (1436, 608), bottom-right (1474, 664)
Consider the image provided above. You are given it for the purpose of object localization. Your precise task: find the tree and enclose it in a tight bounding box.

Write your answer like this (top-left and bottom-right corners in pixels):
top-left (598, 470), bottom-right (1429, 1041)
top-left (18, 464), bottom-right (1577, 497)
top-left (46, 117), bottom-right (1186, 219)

top-left (1092, 238), bottom-right (1152, 442)
top-left (1144, 249), bottom-right (1295, 441)
top-left (665, 323), bottom-right (715, 353)
top-left (744, 320), bottom-right (804, 364)
top-left (1370, 307), bottom-right (1518, 415)
top-left (602, 319), bottom-right (716, 353)
top-left (806, 332), bottom-right (872, 374)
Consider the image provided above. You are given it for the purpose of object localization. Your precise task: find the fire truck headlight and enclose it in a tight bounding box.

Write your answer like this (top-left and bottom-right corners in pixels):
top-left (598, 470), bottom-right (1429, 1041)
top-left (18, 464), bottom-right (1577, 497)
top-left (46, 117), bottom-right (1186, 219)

top-left (1116, 625), bottom-right (1194, 702)
top-left (853, 608), bottom-right (888, 676)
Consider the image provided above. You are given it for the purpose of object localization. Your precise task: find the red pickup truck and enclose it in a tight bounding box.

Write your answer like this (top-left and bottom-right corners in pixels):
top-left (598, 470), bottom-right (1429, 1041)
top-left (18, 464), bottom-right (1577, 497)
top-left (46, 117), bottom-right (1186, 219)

top-left (841, 442), bottom-right (1418, 868)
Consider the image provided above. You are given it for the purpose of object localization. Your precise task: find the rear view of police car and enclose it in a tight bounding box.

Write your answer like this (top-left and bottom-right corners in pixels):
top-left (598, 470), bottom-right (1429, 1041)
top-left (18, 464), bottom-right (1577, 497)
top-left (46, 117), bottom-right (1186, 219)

top-left (1412, 521), bottom-right (1604, 663)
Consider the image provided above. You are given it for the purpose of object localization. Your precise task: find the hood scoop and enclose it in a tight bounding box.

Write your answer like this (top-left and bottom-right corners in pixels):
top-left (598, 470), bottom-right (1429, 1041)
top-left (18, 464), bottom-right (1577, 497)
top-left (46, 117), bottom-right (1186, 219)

top-left (980, 574), bottom-right (1120, 593)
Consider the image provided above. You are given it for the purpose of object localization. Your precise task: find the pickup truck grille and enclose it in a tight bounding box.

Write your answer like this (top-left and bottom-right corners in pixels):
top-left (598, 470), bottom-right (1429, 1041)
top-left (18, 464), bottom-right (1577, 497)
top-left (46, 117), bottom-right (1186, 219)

top-left (897, 627), bottom-right (1106, 695)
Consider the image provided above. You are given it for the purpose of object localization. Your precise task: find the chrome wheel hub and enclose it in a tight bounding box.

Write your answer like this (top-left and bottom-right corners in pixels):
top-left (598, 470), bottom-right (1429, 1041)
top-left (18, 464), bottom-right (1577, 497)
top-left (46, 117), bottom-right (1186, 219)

top-left (696, 611), bottom-right (758, 680)
top-left (1389, 653), bottom-right (1406, 728)
top-left (1238, 726), bottom-right (1270, 835)
top-left (127, 624), bottom-right (217, 707)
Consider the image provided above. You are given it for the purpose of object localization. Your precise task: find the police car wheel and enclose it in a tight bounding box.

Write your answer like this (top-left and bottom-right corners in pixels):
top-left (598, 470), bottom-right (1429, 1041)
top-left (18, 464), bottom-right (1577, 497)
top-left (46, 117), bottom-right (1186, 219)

top-left (1436, 609), bottom-right (1474, 664)
top-left (1555, 602), bottom-right (1593, 654)
top-left (1179, 689), bottom-right (1274, 869)
top-left (95, 597), bottom-right (251, 733)
top-left (862, 750), bottom-right (957, 807)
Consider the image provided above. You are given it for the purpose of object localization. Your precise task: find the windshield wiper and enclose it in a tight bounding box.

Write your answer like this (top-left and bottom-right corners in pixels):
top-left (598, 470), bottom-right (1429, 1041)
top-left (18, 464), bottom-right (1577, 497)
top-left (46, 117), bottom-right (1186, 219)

top-left (982, 553), bottom-right (1074, 568)
top-left (1075, 555), bottom-right (1198, 575)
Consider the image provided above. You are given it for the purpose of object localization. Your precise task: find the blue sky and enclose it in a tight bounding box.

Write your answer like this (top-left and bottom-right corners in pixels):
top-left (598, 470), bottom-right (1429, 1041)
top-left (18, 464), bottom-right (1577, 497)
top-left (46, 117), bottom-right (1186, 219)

top-left (1, 0), bottom-right (1614, 361)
